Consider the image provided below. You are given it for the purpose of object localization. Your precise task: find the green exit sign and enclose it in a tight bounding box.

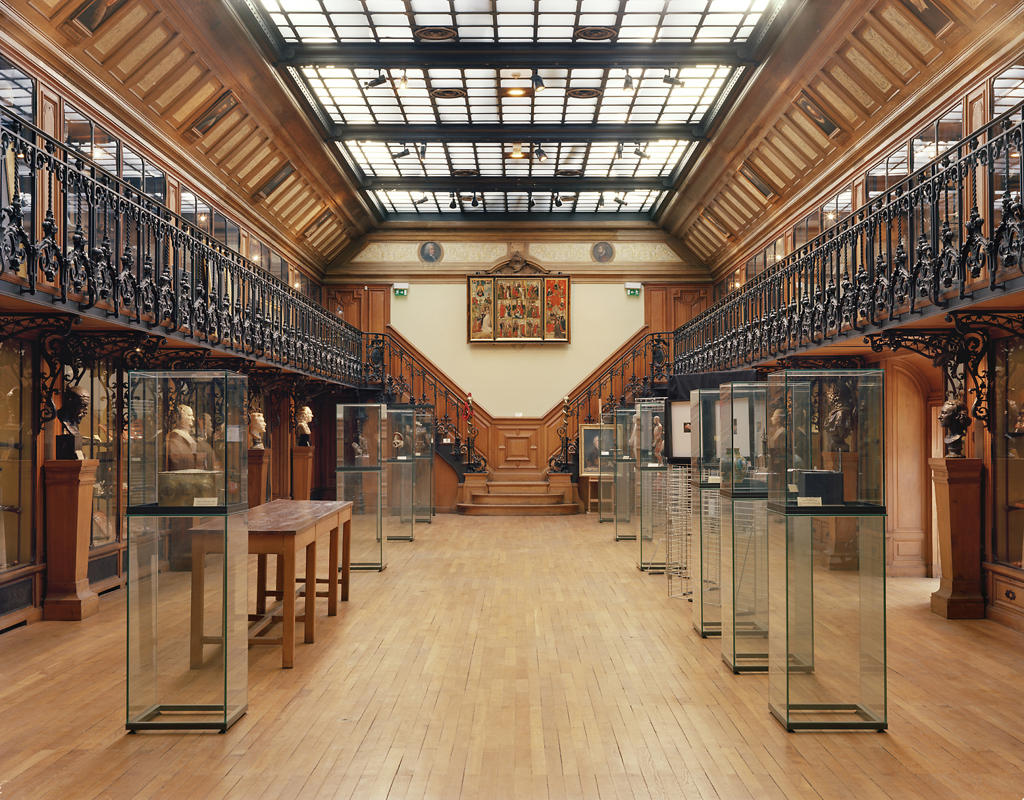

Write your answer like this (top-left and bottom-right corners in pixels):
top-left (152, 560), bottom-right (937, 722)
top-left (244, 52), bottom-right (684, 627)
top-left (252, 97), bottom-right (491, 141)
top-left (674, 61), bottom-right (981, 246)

top-left (626, 287), bottom-right (641, 297)
top-left (393, 287), bottom-right (408, 297)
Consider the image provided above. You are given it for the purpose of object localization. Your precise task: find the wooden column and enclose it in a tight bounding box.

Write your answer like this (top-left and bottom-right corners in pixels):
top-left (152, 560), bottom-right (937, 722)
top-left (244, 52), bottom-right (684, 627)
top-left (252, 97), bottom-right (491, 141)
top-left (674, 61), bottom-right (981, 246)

top-left (249, 448), bottom-right (271, 508)
top-left (929, 457), bottom-right (985, 619)
top-left (43, 460), bottom-right (100, 621)
top-left (291, 447), bottom-right (314, 501)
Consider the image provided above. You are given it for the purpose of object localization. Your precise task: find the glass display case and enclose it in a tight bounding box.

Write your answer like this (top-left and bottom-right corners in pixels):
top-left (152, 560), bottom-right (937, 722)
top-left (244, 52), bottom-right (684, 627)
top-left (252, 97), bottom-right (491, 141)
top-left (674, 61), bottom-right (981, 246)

top-left (665, 463), bottom-right (693, 599)
top-left (766, 369), bottom-right (886, 730)
top-left (614, 406), bottom-right (638, 542)
top-left (384, 406), bottom-right (415, 542)
top-left (993, 340), bottom-right (1024, 570)
top-left (636, 396), bottom-right (668, 571)
top-left (125, 370), bottom-right (247, 732)
top-left (690, 388), bottom-right (721, 637)
top-left (413, 405), bottom-right (434, 525)
top-left (0, 342), bottom-right (33, 574)
top-left (598, 412), bottom-right (615, 523)
top-left (336, 403), bottom-right (385, 571)
top-left (718, 381), bottom-right (769, 672)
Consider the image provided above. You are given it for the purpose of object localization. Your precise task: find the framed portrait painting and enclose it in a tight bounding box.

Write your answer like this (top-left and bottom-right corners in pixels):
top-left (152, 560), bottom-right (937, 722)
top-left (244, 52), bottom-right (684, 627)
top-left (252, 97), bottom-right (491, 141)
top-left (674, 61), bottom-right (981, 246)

top-left (468, 278), bottom-right (493, 341)
top-left (494, 277), bottom-right (543, 341)
top-left (579, 424), bottom-right (602, 477)
top-left (544, 276), bottom-right (569, 342)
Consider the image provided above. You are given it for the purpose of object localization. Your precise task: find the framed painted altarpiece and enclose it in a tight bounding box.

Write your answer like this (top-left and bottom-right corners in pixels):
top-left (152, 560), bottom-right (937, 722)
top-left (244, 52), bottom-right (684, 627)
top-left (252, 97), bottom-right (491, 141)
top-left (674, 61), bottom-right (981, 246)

top-left (467, 253), bottom-right (570, 343)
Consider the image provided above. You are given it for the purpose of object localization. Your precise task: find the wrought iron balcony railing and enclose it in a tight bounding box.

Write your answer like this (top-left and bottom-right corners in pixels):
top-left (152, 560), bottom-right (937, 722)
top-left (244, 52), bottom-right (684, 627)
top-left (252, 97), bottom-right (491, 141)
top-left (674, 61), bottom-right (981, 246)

top-left (0, 106), bottom-right (362, 384)
top-left (673, 99), bottom-right (1024, 374)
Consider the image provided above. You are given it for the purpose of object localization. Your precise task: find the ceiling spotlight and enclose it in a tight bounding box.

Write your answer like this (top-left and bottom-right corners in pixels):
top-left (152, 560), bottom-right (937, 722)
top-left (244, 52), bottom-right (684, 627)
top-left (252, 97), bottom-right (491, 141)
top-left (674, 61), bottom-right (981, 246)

top-left (413, 192), bottom-right (428, 205)
top-left (614, 193), bottom-right (627, 207)
top-left (597, 194), bottom-right (605, 208)
top-left (528, 192), bottom-right (536, 209)
top-left (397, 70), bottom-right (408, 91)
top-left (532, 69), bottom-right (545, 92)
top-left (554, 194), bottom-right (563, 208)
top-left (471, 193), bottom-right (479, 207)
top-left (509, 142), bottom-right (525, 159)
top-left (364, 70), bottom-right (387, 88)
top-left (534, 145), bottom-right (548, 162)
top-left (394, 144), bottom-right (411, 158)
top-left (418, 142), bottom-right (427, 158)
top-left (634, 146), bottom-right (649, 160)
top-left (623, 72), bottom-right (634, 92)
top-left (662, 71), bottom-right (681, 86)
top-left (449, 192), bottom-right (457, 209)
top-left (615, 142), bottom-right (623, 160)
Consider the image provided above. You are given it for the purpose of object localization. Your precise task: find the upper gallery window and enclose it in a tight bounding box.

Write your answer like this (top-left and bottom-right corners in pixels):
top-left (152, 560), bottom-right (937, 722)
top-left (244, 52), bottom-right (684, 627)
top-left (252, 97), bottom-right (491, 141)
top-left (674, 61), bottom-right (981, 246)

top-left (993, 62), bottom-right (1024, 120)
top-left (0, 54), bottom-right (34, 124)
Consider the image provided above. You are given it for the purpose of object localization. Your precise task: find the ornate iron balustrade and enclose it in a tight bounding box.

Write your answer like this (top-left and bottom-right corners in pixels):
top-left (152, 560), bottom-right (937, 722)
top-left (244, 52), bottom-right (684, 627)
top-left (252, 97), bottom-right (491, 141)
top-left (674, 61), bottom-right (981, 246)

top-left (0, 106), bottom-right (363, 385)
top-left (673, 100), bottom-right (1024, 374)
top-left (549, 331), bottom-right (671, 473)
top-left (362, 332), bottom-right (486, 472)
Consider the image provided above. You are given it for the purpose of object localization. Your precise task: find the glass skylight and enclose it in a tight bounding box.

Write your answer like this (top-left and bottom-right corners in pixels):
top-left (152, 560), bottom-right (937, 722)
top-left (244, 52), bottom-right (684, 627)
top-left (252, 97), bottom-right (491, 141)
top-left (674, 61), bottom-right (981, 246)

top-left (375, 188), bottom-right (664, 214)
top-left (259, 0), bottom-right (770, 44)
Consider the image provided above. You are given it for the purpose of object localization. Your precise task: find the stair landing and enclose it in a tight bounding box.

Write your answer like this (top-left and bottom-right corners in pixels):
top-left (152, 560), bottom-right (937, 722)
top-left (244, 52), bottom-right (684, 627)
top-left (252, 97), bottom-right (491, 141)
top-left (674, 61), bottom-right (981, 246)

top-left (457, 477), bottom-right (579, 516)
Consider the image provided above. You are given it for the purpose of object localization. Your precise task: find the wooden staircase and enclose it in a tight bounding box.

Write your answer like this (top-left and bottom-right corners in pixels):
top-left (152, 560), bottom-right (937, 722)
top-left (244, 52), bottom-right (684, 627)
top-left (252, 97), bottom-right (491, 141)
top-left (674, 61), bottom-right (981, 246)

top-left (457, 472), bottom-right (580, 516)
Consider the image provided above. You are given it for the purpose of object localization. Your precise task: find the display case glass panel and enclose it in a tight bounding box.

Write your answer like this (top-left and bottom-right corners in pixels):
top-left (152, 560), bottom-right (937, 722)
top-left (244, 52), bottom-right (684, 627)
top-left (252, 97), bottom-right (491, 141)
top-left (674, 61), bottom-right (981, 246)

top-left (638, 462), bottom-right (667, 571)
top-left (666, 463), bottom-right (693, 598)
top-left (0, 341), bottom-right (33, 574)
top-left (384, 406), bottom-right (415, 542)
top-left (768, 511), bottom-right (887, 730)
top-left (690, 389), bottom-right (721, 636)
top-left (125, 370), bottom-right (247, 732)
top-left (598, 413), bottom-right (615, 523)
top-left (79, 361), bottom-right (120, 549)
top-left (413, 405), bottom-right (434, 524)
top-left (336, 403), bottom-right (385, 570)
top-left (614, 406), bottom-right (637, 541)
top-left (766, 370), bottom-right (885, 513)
top-left (717, 382), bottom-right (768, 495)
top-left (993, 340), bottom-right (1024, 569)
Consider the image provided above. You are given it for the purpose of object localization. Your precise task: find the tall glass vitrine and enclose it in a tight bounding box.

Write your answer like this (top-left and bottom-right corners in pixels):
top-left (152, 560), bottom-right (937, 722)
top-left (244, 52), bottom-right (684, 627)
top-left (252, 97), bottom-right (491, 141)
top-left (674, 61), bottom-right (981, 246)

top-left (598, 412), bottom-right (615, 523)
top-left (384, 406), bottom-right (415, 542)
top-left (690, 388), bottom-right (722, 637)
top-left (413, 405), bottom-right (434, 524)
top-left (125, 370), bottom-right (248, 732)
top-left (719, 381), bottom-right (769, 673)
top-left (767, 369), bottom-right (886, 731)
top-left (614, 406), bottom-right (638, 541)
top-left (636, 398), bottom-right (667, 572)
top-left (337, 403), bottom-right (385, 571)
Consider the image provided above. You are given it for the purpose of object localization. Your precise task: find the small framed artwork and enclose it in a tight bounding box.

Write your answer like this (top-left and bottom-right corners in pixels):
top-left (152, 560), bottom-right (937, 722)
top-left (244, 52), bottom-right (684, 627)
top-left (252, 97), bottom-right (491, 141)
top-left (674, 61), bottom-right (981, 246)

top-left (592, 241), bottom-right (614, 263)
top-left (468, 278), bottom-right (493, 341)
top-left (494, 276), bottom-right (543, 341)
top-left (669, 401), bottom-right (691, 459)
top-left (579, 424), bottom-right (602, 476)
top-left (544, 276), bottom-right (570, 342)
top-left (419, 241), bottom-right (443, 263)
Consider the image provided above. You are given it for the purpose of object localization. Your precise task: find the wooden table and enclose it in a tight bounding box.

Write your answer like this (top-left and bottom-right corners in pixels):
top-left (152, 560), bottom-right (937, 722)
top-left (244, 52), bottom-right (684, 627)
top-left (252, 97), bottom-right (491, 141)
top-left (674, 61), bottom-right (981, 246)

top-left (190, 499), bottom-right (352, 669)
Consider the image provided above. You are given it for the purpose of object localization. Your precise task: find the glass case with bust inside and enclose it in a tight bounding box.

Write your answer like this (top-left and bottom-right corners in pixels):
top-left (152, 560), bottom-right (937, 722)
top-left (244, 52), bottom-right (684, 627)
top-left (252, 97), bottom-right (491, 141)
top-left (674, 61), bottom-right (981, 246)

top-left (384, 405), bottom-right (415, 542)
top-left (636, 398), bottom-right (668, 572)
top-left (690, 388), bottom-right (722, 637)
top-left (718, 381), bottom-right (769, 673)
top-left (124, 370), bottom-right (248, 732)
top-left (766, 369), bottom-right (886, 731)
top-left (614, 405), bottom-right (638, 541)
top-left (336, 403), bottom-right (385, 570)
top-left (413, 405), bottom-right (434, 525)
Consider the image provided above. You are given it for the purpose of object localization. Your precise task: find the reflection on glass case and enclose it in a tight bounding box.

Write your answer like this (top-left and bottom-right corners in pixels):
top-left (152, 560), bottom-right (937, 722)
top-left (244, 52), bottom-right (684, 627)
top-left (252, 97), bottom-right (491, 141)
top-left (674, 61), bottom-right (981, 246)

top-left (766, 369), bottom-right (887, 731)
top-left (125, 370), bottom-right (248, 732)
top-left (994, 341), bottom-right (1024, 570)
top-left (598, 413), bottom-right (615, 523)
top-left (0, 341), bottom-right (33, 574)
top-left (636, 398), bottom-right (668, 570)
top-left (718, 382), bottom-right (768, 673)
top-left (614, 406), bottom-right (637, 541)
top-left (385, 406), bottom-right (415, 542)
top-left (690, 389), bottom-right (721, 637)
top-left (413, 405), bottom-right (434, 524)
top-left (337, 403), bottom-right (384, 571)
top-left (79, 361), bottom-right (119, 550)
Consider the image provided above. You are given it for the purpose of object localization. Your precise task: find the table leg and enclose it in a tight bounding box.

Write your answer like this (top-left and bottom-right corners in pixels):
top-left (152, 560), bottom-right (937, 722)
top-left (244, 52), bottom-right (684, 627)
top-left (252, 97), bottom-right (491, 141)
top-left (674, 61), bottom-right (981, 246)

top-left (189, 539), bottom-right (206, 669)
top-left (328, 525), bottom-right (339, 616)
top-left (256, 553), bottom-right (268, 614)
top-left (341, 517), bottom-right (351, 602)
top-left (304, 540), bottom-right (316, 644)
top-left (282, 548), bottom-right (296, 669)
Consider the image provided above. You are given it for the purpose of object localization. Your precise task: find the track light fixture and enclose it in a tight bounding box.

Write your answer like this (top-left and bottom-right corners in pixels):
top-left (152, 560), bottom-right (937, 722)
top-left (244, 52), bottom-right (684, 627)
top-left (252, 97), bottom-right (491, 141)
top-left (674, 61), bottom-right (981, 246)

top-left (364, 69), bottom-right (387, 88)
top-left (532, 69), bottom-right (545, 92)
top-left (418, 142), bottom-right (427, 158)
top-left (597, 193), bottom-right (605, 208)
top-left (528, 192), bottom-right (536, 209)
top-left (413, 192), bottom-right (428, 205)
top-left (449, 192), bottom-right (457, 209)
top-left (509, 142), bottom-right (525, 159)
top-left (662, 71), bottom-right (681, 86)
top-left (554, 194), bottom-right (563, 208)
top-left (634, 145), bottom-right (649, 160)
top-left (534, 145), bottom-right (548, 162)
top-left (615, 142), bottom-right (623, 160)
top-left (471, 193), bottom-right (479, 207)
top-left (623, 72), bottom-right (634, 92)
top-left (398, 70), bottom-right (408, 91)
top-left (394, 143), bottom-right (411, 158)
top-left (614, 193), bottom-right (627, 207)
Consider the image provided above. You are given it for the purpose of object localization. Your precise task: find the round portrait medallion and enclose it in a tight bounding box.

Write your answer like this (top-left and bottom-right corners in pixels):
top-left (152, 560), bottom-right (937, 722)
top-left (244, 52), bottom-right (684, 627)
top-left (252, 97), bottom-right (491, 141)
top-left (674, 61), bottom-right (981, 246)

top-left (419, 241), bottom-right (444, 263)
top-left (591, 241), bottom-right (615, 263)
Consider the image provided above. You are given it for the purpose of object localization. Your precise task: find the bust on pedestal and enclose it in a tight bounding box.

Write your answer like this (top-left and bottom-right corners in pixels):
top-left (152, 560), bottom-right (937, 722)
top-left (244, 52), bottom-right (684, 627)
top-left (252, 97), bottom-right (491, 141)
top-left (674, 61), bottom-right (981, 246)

top-left (248, 411), bottom-right (270, 507)
top-left (292, 405), bottom-right (314, 500)
top-left (44, 386), bottom-right (100, 621)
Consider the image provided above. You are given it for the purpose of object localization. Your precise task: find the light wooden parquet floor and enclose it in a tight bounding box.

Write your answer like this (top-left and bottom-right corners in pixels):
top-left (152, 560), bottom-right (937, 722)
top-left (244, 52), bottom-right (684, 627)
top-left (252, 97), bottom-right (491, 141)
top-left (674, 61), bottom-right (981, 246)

top-left (1, 514), bottom-right (1023, 800)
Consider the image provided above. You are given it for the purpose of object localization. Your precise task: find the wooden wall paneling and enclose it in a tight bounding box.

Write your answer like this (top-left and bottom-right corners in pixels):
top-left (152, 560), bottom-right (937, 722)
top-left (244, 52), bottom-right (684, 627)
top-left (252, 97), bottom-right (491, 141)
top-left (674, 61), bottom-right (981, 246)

top-left (492, 421), bottom-right (542, 473)
top-left (269, 394), bottom-right (291, 500)
top-left (312, 394), bottom-right (337, 500)
top-left (433, 453), bottom-right (459, 512)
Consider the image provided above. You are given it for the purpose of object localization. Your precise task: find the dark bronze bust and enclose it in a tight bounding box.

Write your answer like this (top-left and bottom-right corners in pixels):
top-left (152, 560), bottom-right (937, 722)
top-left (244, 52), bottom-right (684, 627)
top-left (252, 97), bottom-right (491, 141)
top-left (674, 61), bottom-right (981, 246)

top-left (55, 385), bottom-right (90, 460)
top-left (938, 398), bottom-right (970, 458)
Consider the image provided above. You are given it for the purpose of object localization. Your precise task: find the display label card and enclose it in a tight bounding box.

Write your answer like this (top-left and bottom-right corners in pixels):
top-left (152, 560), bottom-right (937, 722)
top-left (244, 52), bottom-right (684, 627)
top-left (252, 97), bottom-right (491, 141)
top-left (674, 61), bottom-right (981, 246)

top-left (396, 455), bottom-right (408, 461)
top-left (600, 451), bottom-right (610, 457)
top-left (227, 425), bottom-right (242, 443)
top-left (708, 475), bottom-right (722, 484)
top-left (645, 462), bottom-right (659, 468)
top-left (797, 496), bottom-right (822, 507)
top-left (788, 483), bottom-right (799, 493)
top-left (442, 438), bottom-right (453, 444)
top-left (194, 497), bottom-right (218, 507)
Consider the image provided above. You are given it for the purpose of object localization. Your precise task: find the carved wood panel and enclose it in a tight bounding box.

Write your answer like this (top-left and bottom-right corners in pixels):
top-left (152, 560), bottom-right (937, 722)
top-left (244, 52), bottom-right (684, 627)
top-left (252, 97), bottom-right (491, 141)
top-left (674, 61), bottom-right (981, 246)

top-left (491, 422), bottom-right (542, 472)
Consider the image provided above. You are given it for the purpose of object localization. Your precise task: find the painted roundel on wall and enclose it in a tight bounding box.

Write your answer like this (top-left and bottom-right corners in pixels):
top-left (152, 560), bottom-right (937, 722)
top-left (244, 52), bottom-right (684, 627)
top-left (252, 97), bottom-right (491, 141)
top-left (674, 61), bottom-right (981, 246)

top-left (419, 241), bottom-right (443, 263)
top-left (591, 241), bottom-right (615, 263)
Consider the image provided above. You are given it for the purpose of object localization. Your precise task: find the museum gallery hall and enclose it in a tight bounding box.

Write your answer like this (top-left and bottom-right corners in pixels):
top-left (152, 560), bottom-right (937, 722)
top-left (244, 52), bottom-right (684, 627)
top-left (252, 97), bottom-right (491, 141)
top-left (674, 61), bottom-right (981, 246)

top-left (0, 0), bottom-right (1022, 797)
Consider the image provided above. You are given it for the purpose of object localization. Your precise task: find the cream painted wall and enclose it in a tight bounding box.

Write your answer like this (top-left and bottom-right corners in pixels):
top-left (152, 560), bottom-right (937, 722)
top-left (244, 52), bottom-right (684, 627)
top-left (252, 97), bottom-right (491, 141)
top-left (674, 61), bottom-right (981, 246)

top-left (390, 282), bottom-right (645, 417)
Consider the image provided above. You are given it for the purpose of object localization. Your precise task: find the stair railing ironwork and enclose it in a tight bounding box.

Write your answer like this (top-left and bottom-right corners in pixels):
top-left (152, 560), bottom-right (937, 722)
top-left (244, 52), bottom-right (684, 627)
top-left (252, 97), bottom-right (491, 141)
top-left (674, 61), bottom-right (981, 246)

top-left (0, 106), bottom-right (362, 384)
top-left (362, 332), bottom-right (486, 473)
top-left (549, 331), bottom-right (671, 473)
top-left (673, 99), bottom-right (1024, 374)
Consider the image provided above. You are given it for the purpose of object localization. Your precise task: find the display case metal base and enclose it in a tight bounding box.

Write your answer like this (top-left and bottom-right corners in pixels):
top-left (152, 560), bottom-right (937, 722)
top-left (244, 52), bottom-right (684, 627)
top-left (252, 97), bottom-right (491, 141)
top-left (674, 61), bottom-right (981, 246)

top-left (127, 703), bottom-right (247, 733)
top-left (351, 562), bottom-right (387, 572)
top-left (637, 560), bottom-right (666, 573)
top-left (770, 704), bottom-right (887, 732)
top-left (723, 654), bottom-right (768, 673)
top-left (693, 621), bottom-right (721, 638)
top-left (615, 533), bottom-right (637, 542)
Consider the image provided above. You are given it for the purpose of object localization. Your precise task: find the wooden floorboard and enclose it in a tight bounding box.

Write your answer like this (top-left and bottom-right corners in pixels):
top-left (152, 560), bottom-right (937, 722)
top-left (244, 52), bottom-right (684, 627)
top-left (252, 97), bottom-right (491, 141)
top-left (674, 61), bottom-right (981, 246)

top-left (0, 514), bottom-right (1022, 800)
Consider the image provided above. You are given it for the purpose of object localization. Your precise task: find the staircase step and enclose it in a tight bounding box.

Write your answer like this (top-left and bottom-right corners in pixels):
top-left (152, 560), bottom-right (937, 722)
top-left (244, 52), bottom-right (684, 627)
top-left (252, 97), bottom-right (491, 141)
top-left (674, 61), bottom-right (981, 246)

top-left (485, 481), bottom-right (553, 494)
top-left (471, 492), bottom-right (561, 505)
top-left (487, 471), bottom-right (546, 482)
top-left (456, 502), bottom-right (579, 516)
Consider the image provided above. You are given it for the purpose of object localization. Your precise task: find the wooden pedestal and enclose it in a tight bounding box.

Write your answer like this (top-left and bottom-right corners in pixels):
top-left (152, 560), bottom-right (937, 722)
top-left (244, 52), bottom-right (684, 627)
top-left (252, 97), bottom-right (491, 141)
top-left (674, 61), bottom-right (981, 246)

top-left (929, 457), bottom-right (985, 619)
top-left (291, 446), bottom-right (313, 501)
top-left (249, 448), bottom-right (271, 508)
top-left (43, 459), bottom-right (100, 621)
top-left (822, 451), bottom-right (859, 570)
